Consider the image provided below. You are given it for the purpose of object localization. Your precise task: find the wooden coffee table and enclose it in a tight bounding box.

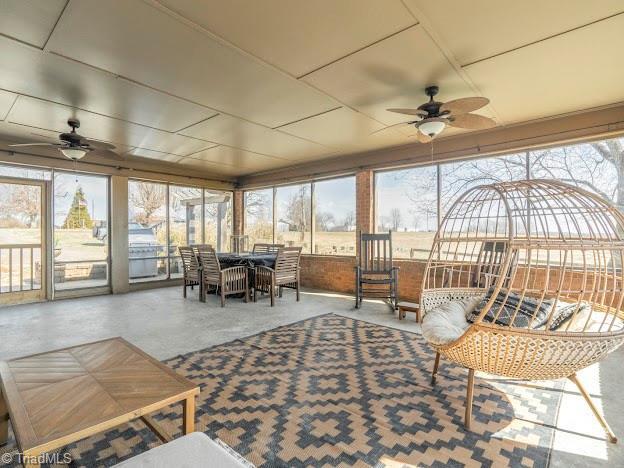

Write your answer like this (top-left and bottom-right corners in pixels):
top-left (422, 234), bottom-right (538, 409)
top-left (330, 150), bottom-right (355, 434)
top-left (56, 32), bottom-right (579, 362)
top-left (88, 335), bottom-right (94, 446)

top-left (0, 337), bottom-right (199, 467)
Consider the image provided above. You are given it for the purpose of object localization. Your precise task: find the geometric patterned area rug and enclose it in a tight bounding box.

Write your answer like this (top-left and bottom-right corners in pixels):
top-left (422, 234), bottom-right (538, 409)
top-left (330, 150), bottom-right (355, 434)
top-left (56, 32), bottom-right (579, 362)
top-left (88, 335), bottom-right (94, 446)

top-left (1, 314), bottom-right (563, 467)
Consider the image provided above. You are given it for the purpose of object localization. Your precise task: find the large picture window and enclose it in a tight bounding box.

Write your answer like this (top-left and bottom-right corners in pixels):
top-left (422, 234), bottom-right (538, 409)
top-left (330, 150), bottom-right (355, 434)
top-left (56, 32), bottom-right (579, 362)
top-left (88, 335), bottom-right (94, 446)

top-left (53, 172), bottom-right (109, 290)
top-left (276, 184), bottom-right (312, 252)
top-left (313, 177), bottom-right (356, 255)
top-left (376, 166), bottom-right (437, 259)
top-left (128, 180), bottom-right (168, 282)
top-left (128, 180), bottom-right (232, 283)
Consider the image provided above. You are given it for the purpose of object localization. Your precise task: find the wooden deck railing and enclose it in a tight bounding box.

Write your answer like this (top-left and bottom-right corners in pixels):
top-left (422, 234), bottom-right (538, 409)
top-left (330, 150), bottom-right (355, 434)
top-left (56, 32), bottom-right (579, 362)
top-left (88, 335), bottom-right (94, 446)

top-left (0, 244), bottom-right (42, 293)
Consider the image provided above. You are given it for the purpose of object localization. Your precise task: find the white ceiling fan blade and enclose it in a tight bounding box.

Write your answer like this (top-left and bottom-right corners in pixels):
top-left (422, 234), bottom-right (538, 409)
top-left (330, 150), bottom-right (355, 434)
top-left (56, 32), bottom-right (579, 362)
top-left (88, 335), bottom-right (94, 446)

top-left (449, 113), bottom-right (496, 130)
top-left (8, 143), bottom-right (58, 147)
top-left (440, 97), bottom-right (489, 115)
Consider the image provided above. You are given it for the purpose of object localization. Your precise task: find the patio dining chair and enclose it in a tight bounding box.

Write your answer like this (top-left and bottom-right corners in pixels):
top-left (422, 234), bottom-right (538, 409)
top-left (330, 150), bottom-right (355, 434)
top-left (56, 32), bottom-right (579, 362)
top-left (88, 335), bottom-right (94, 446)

top-left (197, 245), bottom-right (249, 307)
top-left (252, 243), bottom-right (284, 254)
top-left (254, 247), bottom-right (301, 306)
top-left (178, 246), bottom-right (200, 298)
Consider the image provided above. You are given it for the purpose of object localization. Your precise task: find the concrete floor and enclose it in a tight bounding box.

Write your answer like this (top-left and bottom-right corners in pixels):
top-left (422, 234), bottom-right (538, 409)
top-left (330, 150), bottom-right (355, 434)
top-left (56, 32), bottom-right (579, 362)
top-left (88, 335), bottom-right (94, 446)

top-left (0, 286), bottom-right (622, 467)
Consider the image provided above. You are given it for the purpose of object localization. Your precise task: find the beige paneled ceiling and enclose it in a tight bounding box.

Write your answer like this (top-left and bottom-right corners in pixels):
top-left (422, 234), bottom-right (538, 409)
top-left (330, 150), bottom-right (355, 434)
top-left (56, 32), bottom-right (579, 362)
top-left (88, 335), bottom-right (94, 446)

top-left (302, 26), bottom-right (481, 126)
top-left (179, 114), bottom-right (332, 160)
top-left (0, 0), bottom-right (66, 48)
top-left (0, 91), bottom-right (17, 120)
top-left (405, 0), bottom-right (624, 65)
top-left (46, 0), bottom-right (338, 128)
top-left (157, 0), bottom-right (415, 77)
top-left (463, 13), bottom-right (624, 124)
top-left (0, 1), bottom-right (622, 180)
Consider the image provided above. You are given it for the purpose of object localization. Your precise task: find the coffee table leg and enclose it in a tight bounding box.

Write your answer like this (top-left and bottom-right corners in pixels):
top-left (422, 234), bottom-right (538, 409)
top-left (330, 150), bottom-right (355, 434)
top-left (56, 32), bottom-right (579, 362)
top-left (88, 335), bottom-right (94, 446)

top-left (0, 388), bottom-right (8, 445)
top-left (182, 395), bottom-right (195, 434)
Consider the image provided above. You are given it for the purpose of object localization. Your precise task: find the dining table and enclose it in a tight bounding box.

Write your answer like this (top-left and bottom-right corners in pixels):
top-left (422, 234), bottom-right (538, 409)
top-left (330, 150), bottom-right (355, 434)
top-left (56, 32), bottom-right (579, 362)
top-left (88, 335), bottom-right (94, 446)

top-left (198, 252), bottom-right (277, 302)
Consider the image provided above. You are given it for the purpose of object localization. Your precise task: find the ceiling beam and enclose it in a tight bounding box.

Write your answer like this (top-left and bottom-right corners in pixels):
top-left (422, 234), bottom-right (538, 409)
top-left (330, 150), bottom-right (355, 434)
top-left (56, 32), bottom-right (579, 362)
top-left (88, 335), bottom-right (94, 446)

top-left (237, 102), bottom-right (624, 189)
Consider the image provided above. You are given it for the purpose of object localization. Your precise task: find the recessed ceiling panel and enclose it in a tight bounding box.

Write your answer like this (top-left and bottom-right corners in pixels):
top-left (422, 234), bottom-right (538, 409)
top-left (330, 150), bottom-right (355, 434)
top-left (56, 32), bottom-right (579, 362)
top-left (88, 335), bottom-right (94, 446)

top-left (0, 0), bottom-right (67, 48)
top-left (125, 148), bottom-right (183, 163)
top-left (180, 146), bottom-right (289, 176)
top-left (0, 38), bottom-right (217, 131)
top-left (279, 107), bottom-right (411, 149)
top-left (180, 114), bottom-right (332, 160)
top-left (46, 0), bottom-right (338, 127)
top-left (405, 0), bottom-right (624, 65)
top-left (302, 26), bottom-right (476, 126)
top-left (463, 14), bottom-right (624, 124)
top-left (158, 0), bottom-right (414, 77)
top-left (7, 96), bottom-right (207, 156)
top-left (0, 90), bottom-right (17, 120)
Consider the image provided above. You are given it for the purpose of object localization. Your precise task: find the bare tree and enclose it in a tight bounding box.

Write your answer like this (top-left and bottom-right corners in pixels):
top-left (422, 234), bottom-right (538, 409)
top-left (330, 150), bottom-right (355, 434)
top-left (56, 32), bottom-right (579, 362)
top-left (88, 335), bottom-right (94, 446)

top-left (390, 208), bottom-right (402, 231)
top-left (342, 210), bottom-right (355, 231)
top-left (315, 211), bottom-right (335, 231)
top-left (129, 183), bottom-right (166, 225)
top-left (280, 186), bottom-right (311, 231)
top-left (0, 184), bottom-right (40, 228)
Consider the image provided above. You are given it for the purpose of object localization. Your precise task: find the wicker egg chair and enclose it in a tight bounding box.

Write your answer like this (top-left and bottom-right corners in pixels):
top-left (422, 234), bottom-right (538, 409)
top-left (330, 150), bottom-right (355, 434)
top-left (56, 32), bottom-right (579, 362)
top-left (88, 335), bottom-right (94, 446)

top-left (420, 179), bottom-right (624, 442)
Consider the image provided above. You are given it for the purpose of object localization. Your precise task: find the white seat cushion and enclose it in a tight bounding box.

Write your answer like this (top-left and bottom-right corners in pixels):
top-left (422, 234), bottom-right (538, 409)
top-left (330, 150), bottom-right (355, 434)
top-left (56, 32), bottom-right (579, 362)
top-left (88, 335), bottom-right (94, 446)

top-left (421, 297), bottom-right (481, 346)
top-left (113, 432), bottom-right (252, 468)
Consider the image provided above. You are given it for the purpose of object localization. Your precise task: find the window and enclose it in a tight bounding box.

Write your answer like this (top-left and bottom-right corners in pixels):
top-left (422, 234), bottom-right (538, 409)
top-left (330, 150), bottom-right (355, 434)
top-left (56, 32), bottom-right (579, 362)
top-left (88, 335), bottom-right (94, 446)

top-left (128, 180), bottom-right (232, 283)
top-left (440, 153), bottom-right (527, 215)
top-left (245, 189), bottom-right (273, 246)
top-left (128, 180), bottom-right (167, 282)
top-left (313, 177), bottom-right (356, 255)
top-left (530, 141), bottom-right (619, 207)
top-left (205, 190), bottom-right (232, 252)
top-left (376, 166), bottom-right (438, 259)
top-left (276, 184), bottom-right (311, 252)
top-left (53, 172), bottom-right (109, 290)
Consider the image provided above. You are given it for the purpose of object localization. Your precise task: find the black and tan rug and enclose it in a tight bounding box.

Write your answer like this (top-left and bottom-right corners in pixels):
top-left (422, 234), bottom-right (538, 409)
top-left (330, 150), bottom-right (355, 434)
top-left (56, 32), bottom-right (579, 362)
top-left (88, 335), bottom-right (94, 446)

top-left (2, 314), bottom-right (563, 467)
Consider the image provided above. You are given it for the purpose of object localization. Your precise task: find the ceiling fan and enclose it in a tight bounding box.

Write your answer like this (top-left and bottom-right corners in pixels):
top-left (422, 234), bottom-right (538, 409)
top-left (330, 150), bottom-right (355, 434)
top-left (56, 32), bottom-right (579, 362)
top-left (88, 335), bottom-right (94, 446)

top-left (8, 118), bottom-right (122, 161)
top-left (375, 86), bottom-right (496, 143)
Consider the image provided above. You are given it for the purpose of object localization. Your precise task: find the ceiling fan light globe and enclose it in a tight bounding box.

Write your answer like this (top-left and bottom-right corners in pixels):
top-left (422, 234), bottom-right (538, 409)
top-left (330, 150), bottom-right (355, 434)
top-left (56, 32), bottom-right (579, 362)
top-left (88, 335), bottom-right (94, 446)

top-left (418, 119), bottom-right (446, 137)
top-left (59, 147), bottom-right (88, 160)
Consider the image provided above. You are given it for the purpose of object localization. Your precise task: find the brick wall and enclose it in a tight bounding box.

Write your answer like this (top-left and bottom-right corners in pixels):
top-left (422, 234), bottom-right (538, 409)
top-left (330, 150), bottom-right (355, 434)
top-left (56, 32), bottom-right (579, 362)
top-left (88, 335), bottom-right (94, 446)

top-left (300, 255), bottom-right (426, 302)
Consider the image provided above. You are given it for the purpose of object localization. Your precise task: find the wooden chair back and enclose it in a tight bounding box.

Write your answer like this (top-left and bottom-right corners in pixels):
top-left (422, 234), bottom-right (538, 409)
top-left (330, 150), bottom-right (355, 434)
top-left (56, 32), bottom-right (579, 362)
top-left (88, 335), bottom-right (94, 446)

top-left (179, 246), bottom-right (200, 274)
top-left (230, 235), bottom-right (249, 254)
top-left (472, 240), bottom-right (516, 288)
top-left (191, 244), bottom-right (212, 257)
top-left (358, 231), bottom-right (393, 274)
top-left (196, 245), bottom-right (221, 281)
top-left (274, 247), bottom-right (302, 282)
top-left (253, 243), bottom-right (285, 254)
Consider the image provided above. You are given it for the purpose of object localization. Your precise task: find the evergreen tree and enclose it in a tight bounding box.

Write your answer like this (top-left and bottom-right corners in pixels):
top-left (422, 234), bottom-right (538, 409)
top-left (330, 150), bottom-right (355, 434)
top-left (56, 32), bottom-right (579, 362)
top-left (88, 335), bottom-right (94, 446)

top-left (62, 186), bottom-right (93, 229)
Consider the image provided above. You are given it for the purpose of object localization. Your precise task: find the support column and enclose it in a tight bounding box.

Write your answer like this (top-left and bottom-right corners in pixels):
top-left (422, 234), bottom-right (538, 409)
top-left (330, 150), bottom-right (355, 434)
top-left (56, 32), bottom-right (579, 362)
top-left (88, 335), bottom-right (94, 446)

top-left (356, 170), bottom-right (374, 234)
top-left (356, 170), bottom-right (374, 257)
top-left (110, 175), bottom-right (129, 294)
top-left (232, 190), bottom-right (244, 236)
